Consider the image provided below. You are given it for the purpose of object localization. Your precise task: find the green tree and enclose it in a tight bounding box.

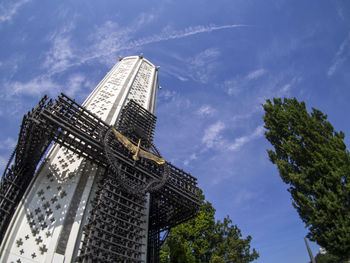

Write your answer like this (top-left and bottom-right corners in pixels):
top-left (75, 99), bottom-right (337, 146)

top-left (160, 190), bottom-right (259, 263)
top-left (314, 252), bottom-right (341, 263)
top-left (263, 97), bottom-right (350, 260)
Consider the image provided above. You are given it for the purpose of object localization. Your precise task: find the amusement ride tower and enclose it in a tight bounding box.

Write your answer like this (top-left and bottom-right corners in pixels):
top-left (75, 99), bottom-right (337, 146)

top-left (0, 55), bottom-right (199, 263)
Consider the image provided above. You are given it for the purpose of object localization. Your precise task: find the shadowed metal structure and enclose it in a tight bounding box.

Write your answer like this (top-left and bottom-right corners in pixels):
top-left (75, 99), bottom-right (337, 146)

top-left (0, 93), bottom-right (199, 262)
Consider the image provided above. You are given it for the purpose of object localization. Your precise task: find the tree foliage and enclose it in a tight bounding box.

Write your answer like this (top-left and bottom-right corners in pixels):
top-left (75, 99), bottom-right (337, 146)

top-left (160, 190), bottom-right (259, 263)
top-left (263, 97), bottom-right (350, 260)
top-left (314, 252), bottom-right (341, 263)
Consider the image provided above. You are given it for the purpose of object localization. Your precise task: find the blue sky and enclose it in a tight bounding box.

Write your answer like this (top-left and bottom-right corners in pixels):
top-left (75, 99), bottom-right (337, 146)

top-left (0, 0), bottom-right (349, 262)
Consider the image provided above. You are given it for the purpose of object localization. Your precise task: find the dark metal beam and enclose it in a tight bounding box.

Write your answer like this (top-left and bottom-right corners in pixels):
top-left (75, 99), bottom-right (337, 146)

top-left (0, 93), bottom-right (200, 262)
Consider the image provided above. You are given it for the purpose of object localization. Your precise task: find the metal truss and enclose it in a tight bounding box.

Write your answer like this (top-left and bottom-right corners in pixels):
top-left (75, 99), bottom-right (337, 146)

top-left (0, 93), bottom-right (199, 262)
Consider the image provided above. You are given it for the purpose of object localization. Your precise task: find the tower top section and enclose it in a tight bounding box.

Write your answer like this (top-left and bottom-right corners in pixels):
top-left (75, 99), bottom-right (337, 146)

top-left (83, 54), bottom-right (160, 126)
top-left (118, 54), bottom-right (159, 69)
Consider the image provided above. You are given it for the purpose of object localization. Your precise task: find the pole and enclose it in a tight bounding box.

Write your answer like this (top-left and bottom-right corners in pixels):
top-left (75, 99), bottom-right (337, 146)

top-left (304, 237), bottom-right (316, 263)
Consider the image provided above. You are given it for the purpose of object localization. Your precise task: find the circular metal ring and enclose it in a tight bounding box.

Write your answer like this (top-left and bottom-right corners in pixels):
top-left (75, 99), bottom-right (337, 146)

top-left (103, 127), bottom-right (168, 195)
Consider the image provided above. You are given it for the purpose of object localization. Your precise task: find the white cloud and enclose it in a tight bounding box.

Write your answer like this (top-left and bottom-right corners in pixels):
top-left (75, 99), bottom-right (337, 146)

top-left (231, 112), bottom-right (255, 122)
top-left (43, 22), bottom-right (76, 75)
top-left (175, 75), bottom-right (188, 81)
top-left (159, 24), bottom-right (248, 41)
top-left (249, 73), bottom-right (302, 109)
top-left (197, 105), bottom-right (215, 116)
top-left (223, 68), bottom-right (266, 97)
top-left (7, 76), bottom-right (61, 97)
top-left (0, 53), bottom-right (26, 83)
top-left (2, 22), bottom-right (250, 101)
top-left (189, 48), bottom-right (220, 68)
top-left (65, 74), bottom-right (86, 97)
top-left (161, 47), bottom-right (224, 83)
top-left (135, 13), bottom-right (155, 27)
top-left (86, 21), bottom-right (133, 66)
top-left (154, 62), bottom-right (189, 82)
top-left (44, 35), bottom-right (74, 74)
top-left (246, 69), bottom-right (266, 80)
top-left (0, 155), bottom-right (8, 172)
top-left (202, 121), bottom-right (225, 149)
top-left (126, 24), bottom-right (247, 51)
top-left (0, 0), bottom-right (30, 23)
top-left (328, 32), bottom-right (350, 77)
top-left (276, 76), bottom-right (301, 97)
top-left (228, 125), bottom-right (264, 151)
top-left (47, 23), bottom-right (248, 76)
top-left (279, 83), bottom-right (291, 94)
top-left (223, 79), bottom-right (241, 96)
top-left (187, 48), bottom-right (220, 83)
top-left (184, 153), bottom-right (197, 166)
top-left (0, 137), bottom-right (16, 150)
top-left (4, 72), bottom-right (91, 99)
top-left (159, 89), bottom-right (176, 101)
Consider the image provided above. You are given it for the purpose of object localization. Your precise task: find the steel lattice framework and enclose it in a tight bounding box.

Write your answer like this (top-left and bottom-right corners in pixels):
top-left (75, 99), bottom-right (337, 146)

top-left (0, 93), bottom-right (199, 262)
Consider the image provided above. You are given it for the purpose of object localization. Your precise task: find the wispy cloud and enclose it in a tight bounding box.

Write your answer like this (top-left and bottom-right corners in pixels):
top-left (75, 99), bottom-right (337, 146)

top-left (327, 32), bottom-right (350, 77)
top-left (202, 121), bottom-right (225, 149)
top-left (184, 153), bottom-right (197, 166)
top-left (269, 76), bottom-right (301, 100)
top-left (66, 74), bottom-right (88, 97)
top-left (197, 105), bottom-right (215, 116)
top-left (86, 20), bottom-right (134, 66)
top-left (43, 35), bottom-right (75, 75)
top-left (0, 0), bottom-right (30, 23)
top-left (42, 23), bottom-right (249, 76)
top-left (228, 125), bottom-right (264, 151)
top-left (2, 21), bottom-right (249, 104)
top-left (0, 53), bottom-right (25, 79)
top-left (91, 24), bottom-right (246, 64)
top-left (189, 48), bottom-right (220, 68)
top-left (128, 24), bottom-right (248, 48)
top-left (135, 13), bottom-right (156, 27)
top-left (224, 67), bottom-right (301, 116)
top-left (187, 48), bottom-right (220, 83)
top-left (0, 155), bottom-right (8, 172)
top-left (158, 89), bottom-right (177, 102)
top-left (6, 76), bottom-right (61, 97)
top-left (224, 79), bottom-right (241, 96)
top-left (3, 21), bottom-right (86, 98)
top-left (4, 72), bottom-right (92, 100)
top-left (42, 21), bottom-right (76, 76)
top-left (161, 47), bottom-right (222, 83)
top-left (157, 63), bottom-right (189, 82)
top-left (246, 68), bottom-right (266, 80)
top-left (224, 68), bottom-right (266, 96)
top-left (0, 137), bottom-right (16, 150)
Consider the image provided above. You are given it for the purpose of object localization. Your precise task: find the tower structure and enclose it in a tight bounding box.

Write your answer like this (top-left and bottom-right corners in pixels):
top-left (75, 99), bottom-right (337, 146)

top-left (0, 55), bottom-right (199, 262)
